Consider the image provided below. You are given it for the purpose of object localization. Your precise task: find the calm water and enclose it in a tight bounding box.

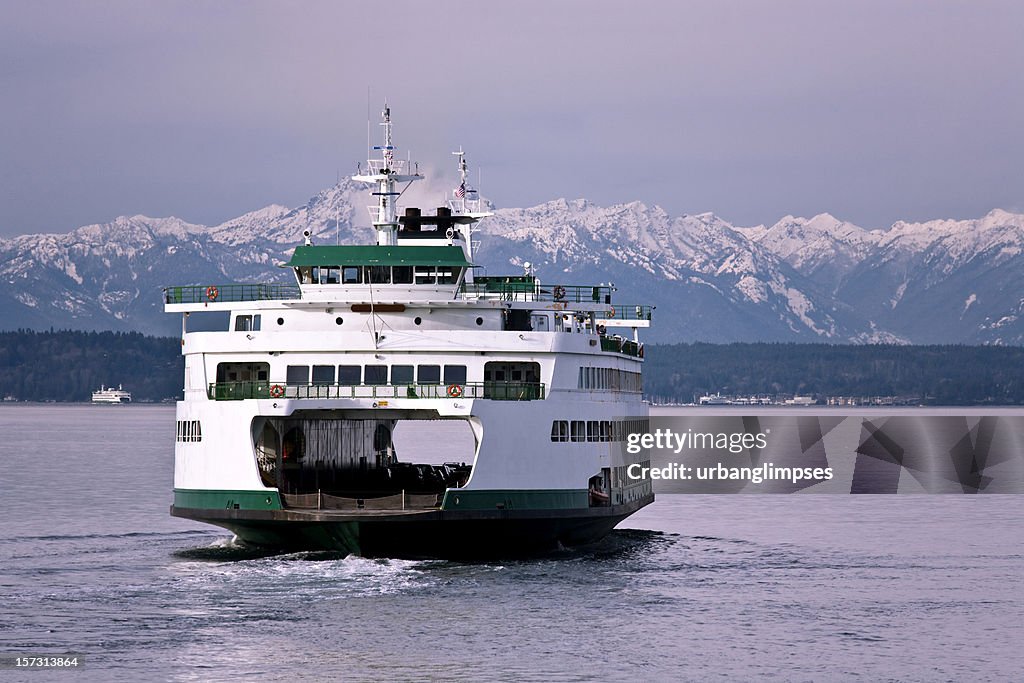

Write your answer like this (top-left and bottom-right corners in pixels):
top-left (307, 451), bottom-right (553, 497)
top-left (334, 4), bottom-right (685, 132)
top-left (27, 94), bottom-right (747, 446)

top-left (1, 404), bottom-right (1022, 682)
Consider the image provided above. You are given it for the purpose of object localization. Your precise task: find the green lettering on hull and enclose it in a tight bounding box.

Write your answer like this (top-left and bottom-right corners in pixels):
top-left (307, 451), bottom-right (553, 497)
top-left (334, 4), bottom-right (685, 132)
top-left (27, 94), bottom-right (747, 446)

top-left (174, 488), bottom-right (282, 511)
top-left (440, 489), bottom-right (588, 511)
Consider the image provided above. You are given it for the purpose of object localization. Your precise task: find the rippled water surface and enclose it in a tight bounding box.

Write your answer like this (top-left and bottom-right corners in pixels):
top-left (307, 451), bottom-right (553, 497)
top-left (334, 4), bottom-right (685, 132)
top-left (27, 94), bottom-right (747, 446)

top-left (1, 405), bottom-right (1022, 681)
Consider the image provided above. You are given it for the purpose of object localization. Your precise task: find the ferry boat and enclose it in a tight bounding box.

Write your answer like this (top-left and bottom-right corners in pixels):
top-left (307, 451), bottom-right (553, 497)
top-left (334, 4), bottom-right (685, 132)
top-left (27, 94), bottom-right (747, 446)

top-left (92, 385), bottom-right (131, 404)
top-left (164, 107), bottom-right (654, 557)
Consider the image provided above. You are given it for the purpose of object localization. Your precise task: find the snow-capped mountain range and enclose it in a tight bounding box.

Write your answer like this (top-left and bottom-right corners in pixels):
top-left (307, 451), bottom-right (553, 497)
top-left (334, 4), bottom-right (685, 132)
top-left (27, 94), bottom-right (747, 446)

top-left (1, 178), bottom-right (1022, 344)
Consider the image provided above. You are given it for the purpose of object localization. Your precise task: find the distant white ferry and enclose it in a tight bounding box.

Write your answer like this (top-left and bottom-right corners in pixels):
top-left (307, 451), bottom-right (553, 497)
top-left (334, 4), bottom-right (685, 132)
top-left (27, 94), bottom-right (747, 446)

top-left (92, 385), bottom-right (131, 404)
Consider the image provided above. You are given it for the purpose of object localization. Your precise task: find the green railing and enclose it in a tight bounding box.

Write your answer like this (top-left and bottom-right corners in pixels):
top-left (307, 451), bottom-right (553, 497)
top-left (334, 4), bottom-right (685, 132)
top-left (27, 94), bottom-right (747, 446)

top-left (602, 305), bottom-right (654, 321)
top-left (600, 336), bottom-right (644, 358)
top-left (208, 381), bottom-right (271, 400)
top-left (461, 279), bottom-right (612, 304)
top-left (165, 283), bottom-right (301, 304)
top-left (208, 381), bottom-right (545, 401)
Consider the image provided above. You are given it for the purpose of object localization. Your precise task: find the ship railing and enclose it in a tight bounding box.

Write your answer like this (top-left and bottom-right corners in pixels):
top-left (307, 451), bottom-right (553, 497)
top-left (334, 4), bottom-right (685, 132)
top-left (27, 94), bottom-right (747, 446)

top-left (164, 283), bottom-right (301, 304)
top-left (601, 305), bottom-right (654, 321)
top-left (280, 491), bottom-right (442, 511)
top-left (207, 381), bottom-right (545, 401)
top-left (461, 278), bottom-right (612, 304)
top-left (599, 335), bottom-right (644, 358)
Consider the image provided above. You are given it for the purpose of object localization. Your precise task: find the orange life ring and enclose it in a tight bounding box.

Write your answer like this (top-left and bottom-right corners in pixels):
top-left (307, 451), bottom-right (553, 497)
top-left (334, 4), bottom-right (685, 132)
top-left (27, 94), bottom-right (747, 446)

top-left (269, 384), bottom-right (285, 398)
top-left (446, 384), bottom-right (464, 398)
top-left (206, 286), bottom-right (219, 301)
top-left (607, 307), bottom-right (616, 318)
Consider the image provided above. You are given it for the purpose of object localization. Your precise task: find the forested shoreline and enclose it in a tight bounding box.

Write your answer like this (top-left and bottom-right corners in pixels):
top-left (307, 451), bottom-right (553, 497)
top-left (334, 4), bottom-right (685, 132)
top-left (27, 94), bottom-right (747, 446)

top-left (644, 342), bottom-right (1024, 405)
top-left (0, 330), bottom-right (182, 402)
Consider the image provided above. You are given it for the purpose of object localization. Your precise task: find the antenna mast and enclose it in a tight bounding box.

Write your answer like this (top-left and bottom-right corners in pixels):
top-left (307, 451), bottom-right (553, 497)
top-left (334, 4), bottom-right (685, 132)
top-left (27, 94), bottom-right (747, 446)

top-left (352, 104), bottom-right (422, 246)
top-left (448, 148), bottom-right (492, 266)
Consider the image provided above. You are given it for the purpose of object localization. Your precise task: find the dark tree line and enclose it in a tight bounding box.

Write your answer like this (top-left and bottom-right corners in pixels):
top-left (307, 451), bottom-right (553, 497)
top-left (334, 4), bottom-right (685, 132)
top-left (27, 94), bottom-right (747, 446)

top-left (643, 343), bottom-right (1024, 405)
top-left (0, 329), bottom-right (183, 402)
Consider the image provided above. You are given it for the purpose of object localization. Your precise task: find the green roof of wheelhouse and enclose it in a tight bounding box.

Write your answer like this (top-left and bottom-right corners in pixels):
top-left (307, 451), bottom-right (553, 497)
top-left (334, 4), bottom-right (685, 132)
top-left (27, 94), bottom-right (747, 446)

top-left (286, 245), bottom-right (472, 267)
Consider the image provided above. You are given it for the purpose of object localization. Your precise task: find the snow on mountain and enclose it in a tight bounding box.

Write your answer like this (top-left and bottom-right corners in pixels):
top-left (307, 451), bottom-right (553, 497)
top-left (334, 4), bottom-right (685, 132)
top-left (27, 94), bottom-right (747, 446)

top-left (747, 208), bottom-right (1024, 344)
top-left (479, 201), bottom-right (860, 341)
top-left (745, 213), bottom-right (879, 287)
top-left (208, 179), bottom-right (369, 248)
top-left (0, 182), bottom-right (1021, 344)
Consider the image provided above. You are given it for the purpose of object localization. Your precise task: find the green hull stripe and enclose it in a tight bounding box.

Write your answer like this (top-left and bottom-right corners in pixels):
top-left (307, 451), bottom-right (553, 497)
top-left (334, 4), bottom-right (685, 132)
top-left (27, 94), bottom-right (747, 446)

top-left (174, 488), bottom-right (586, 512)
top-left (440, 489), bottom-right (588, 511)
top-left (174, 488), bottom-right (282, 511)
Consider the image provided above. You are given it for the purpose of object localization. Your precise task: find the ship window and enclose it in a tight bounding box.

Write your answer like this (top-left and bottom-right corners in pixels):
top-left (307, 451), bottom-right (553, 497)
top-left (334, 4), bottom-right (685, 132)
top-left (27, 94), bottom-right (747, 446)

top-left (342, 266), bottom-right (362, 284)
top-left (437, 268), bottom-right (457, 285)
top-left (393, 266), bottom-right (413, 284)
top-left (217, 362), bottom-right (268, 383)
top-left (286, 365), bottom-right (309, 385)
top-left (418, 365), bottom-right (441, 384)
top-left (550, 420), bottom-right (569, 442)
top-left (364, 365), bottom-right (388, 385)
top-left (368, 266), bottom-right (391, 284)
top-left (297, 267), bottom-right (313, 284)
top-left (443, 365), bottom-right (467, 385)
top-left (321, 267), bottom-right (340, 284)
top-left (235, 315), bottom-right (254, 331)
top-left (600, 421), bottom-right (611, 442)
top-left (391, 365), bottom-right (414, 384)
top-left (337, 365), bottom-right (361, 385)
top-left (587, 420), bottom-right (599, 442)
top-left (312, 365), bottom-right (335, 385)
top-left (483, 361), bottom-right (542, 400)
top-left (570, 420), bottom-right (585, 442)
top-left (414, 267), bottom-right (436, 285)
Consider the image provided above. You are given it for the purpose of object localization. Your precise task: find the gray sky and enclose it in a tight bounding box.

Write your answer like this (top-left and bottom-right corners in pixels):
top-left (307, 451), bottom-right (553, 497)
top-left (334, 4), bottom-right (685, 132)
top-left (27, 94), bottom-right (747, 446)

top-left (1, 0), bottom-right (1022, 238)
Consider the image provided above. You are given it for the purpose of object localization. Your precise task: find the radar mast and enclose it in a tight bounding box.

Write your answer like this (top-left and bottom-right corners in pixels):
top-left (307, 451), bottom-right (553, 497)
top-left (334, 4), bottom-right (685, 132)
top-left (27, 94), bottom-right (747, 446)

top-left (352, 104), bottom-right (423, 246)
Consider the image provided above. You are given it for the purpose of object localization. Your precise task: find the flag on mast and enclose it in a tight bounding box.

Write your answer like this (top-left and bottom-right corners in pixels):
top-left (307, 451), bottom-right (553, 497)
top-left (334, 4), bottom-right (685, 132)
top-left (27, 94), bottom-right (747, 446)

top-left (455, 182), bottom-right (466, 199)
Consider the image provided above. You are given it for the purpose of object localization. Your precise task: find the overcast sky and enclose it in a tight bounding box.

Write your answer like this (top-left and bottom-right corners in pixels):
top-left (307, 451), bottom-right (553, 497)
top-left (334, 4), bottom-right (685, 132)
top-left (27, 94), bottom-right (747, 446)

top-left (1, 0), bottom-right (1022, 238)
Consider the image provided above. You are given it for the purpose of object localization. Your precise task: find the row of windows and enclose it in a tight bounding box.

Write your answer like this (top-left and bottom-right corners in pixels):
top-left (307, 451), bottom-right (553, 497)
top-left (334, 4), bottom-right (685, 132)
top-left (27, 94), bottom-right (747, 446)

top-left (578, 367), bottom-right (643, 393)
top-left (296, 265), bottom-right (463, 286)
top-left (176, 420), bottom-right (203, 442)
top-left (550, 418), bottom-right (650, 443)
top-left (286, 364), bottom-right (469, 386)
